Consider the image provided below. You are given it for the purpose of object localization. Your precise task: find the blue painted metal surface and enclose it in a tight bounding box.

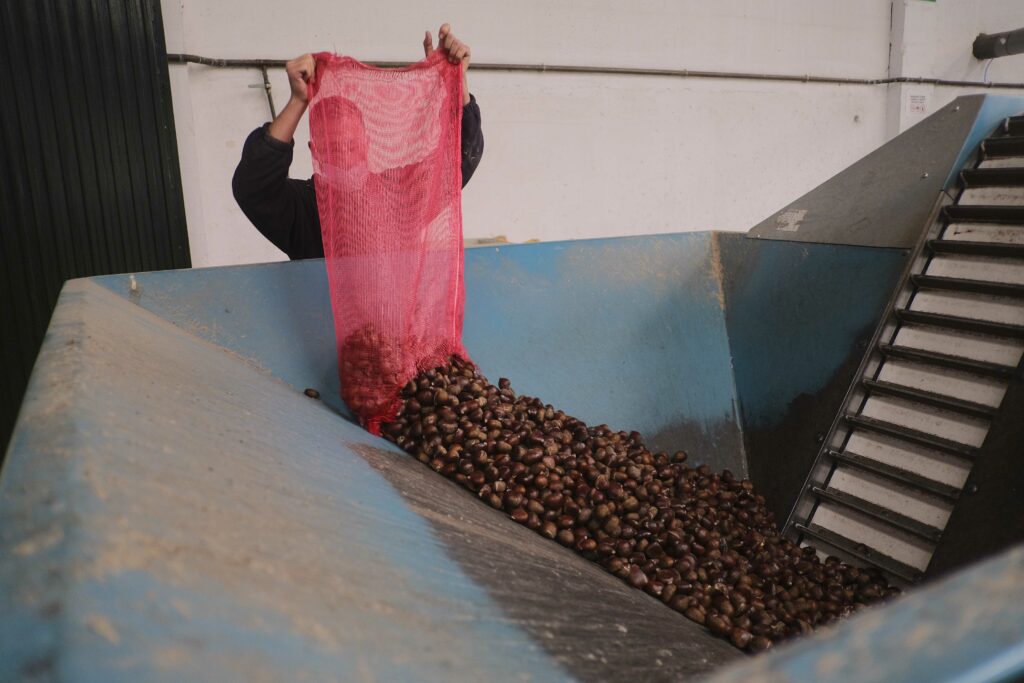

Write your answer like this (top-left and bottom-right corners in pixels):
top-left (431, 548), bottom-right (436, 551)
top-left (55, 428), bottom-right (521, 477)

top-left (0, 280), bottom-right (559, 681)
top-left (463, 234), bottom-right (741, 466)
top-left (0, 279), bottom-right (741, 682)
top-left (717, 234), bottom-right (908, 523)
top-left (704, 542), bottom-right (1024, 683)
top-left (720, 237), bottom-right (907, 431)
top-left (2, 222), bottom-right (1021, 679)
top-left (94, 232), bottom-right (743, 471)
top-left (96, 261), bottom-right (346, 415)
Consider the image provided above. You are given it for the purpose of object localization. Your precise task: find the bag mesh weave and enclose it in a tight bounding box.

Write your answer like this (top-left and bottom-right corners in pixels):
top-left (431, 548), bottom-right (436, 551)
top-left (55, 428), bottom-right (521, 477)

top-left (308, 51), bottom-right (468, 433)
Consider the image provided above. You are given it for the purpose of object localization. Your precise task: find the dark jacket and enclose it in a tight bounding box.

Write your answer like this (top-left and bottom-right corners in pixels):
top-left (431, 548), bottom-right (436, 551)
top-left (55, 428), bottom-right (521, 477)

top-left (232, 95), bottom-right (484, 260)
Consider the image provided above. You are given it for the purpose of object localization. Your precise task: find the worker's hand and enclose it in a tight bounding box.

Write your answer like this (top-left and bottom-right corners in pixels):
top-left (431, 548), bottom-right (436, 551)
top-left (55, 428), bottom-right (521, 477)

top-left (285, 54), bottom-right (317, 105)
top-left (269, 54), bottom-right (316, 142)
top-left (423, 23), bottom-right (471, 72)
top-left (423, 24), bottom-right (471, 105)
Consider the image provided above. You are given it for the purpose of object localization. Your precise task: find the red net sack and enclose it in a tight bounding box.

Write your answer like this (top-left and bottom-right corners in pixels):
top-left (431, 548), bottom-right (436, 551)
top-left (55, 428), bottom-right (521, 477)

top-left (308, 51), bottom-right (469, 434)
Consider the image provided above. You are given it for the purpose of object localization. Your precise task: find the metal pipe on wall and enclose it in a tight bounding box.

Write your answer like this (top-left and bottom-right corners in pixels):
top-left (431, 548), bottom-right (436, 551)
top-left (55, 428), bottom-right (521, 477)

top-left (167, 52), bottom-right (1024, 90)
top-left (973, 28), bottom-right (1024, 60)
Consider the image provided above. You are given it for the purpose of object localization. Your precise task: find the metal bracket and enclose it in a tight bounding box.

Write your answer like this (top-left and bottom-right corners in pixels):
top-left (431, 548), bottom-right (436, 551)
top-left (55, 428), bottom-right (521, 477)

top-left (247, 65), bottom-right (276, 119)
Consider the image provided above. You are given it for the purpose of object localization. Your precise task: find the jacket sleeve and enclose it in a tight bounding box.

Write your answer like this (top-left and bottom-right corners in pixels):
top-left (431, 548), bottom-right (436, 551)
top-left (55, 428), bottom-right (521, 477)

top-left (460, 95), bottom-right (484, 187)
top-left (231, 124), bottom-right (323, 260)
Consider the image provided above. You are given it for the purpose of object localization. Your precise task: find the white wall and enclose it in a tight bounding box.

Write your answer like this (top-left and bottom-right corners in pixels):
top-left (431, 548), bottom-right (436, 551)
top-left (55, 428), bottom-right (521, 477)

top-left (887, 0), bottom-right (1024, 135)
top-left (162, 0), bottom-right (1024, 267)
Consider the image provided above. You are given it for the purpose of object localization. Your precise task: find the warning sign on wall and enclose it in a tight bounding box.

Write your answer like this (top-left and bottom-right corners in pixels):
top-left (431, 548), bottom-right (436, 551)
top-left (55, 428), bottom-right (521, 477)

top-left (907, 93), bottom-right (929, 115)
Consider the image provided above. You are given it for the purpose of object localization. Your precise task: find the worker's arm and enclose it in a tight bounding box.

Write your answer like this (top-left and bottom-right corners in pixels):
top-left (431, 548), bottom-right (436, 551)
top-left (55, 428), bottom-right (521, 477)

top-left (232, 54), bottom-right (323, 260)
top-left (269, 30), bottom-right (483, 189)
top-left (461, 95), bottom-right (484, 186)
top-left (231, 125), bottom-right (323, 259)
top-left (234, 27), bottom-right (484, 260)
top-left (425, 25), bottom-right (484, 185)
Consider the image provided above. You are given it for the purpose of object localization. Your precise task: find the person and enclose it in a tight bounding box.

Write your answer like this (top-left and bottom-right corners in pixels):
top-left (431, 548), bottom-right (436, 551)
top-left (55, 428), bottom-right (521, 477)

top-left (232, 24), bottom-right (484, 260)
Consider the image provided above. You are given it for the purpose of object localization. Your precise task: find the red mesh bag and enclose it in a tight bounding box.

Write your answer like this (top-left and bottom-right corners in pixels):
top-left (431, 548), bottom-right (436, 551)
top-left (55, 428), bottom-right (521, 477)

top-left (308, 51), bottom-right (469, 433)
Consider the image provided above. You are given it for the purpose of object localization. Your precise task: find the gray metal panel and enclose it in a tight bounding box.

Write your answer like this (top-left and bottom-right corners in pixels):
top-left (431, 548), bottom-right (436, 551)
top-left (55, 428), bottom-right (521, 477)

top-left (748, 96), bottom-right (986, 248)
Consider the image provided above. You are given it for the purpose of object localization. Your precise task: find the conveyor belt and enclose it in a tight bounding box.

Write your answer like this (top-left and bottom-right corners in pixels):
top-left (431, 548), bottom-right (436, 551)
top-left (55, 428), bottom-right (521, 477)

top-left (786, 114), bottom-right (1024, 584)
